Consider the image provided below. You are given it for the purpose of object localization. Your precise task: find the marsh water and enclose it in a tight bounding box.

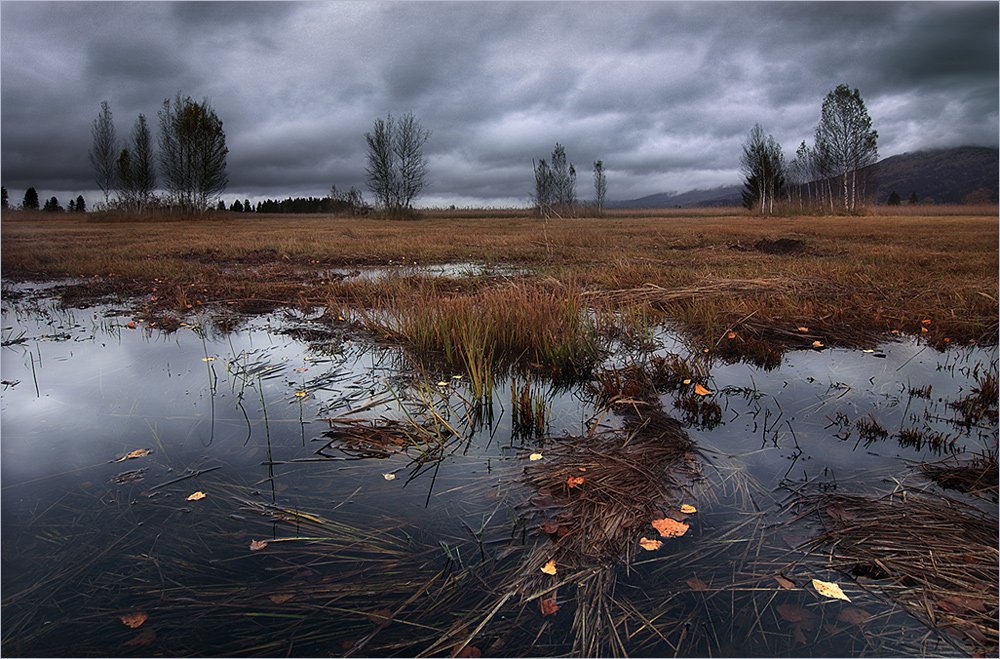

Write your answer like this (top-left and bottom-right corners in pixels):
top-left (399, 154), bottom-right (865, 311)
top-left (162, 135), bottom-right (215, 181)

top-left (2, 280), bottom-right (996, 657)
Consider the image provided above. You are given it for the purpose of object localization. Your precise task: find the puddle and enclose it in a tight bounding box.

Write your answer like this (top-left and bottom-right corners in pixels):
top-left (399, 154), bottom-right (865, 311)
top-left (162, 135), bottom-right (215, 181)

top-left (320, 260), bottom-right (531, 282)
top-left (1, 289), bottom-right (995, 657)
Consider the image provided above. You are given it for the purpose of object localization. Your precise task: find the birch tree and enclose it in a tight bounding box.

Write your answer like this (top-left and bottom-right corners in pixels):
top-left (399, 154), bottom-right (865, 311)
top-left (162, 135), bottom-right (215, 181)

top-left (740, 124), bottom-right (785, 214)
top-left (815, 84), bottom-right (878, 211)
top-left (158, 94), bottom-right (228, 212)
top-left (593, 160), bottom-right (607, 215)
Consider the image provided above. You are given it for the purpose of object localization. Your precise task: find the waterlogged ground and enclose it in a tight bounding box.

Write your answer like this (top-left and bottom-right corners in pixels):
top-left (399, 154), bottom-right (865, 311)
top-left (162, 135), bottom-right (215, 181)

top-left (1, 281), bottom-right (996, 657)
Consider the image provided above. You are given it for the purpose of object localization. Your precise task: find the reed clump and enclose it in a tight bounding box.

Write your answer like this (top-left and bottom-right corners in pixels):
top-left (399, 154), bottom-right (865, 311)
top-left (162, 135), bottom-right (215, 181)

top-left (796, 491), bottom-right (999, 655)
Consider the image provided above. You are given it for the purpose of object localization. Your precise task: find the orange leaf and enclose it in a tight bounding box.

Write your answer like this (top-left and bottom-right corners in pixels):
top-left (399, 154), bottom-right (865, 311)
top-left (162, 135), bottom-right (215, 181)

top-left (114, 448), bottom-right (151, 462)
top-left (651, 517), bottom-right (689, 538)
top-left (693, 384), bottom-right (712, 396)
top-left (679, 504), bottom-right (697, 514)
top-left (639, 537), bottom-right (662, 551)
top-left (540, 559), bottom-right (557, 575)
top-left (922, 319), bottom-right (932, 325)
top-left (186, 491), bottom-right (206, 501)
top-left (797, 326), bottom-right (809, 332)
top-left (812, 340), bottom-right (824, 347)
top-left (119, 611), bottom-right (147, 628)
top-left (567, 476), bottom-right (585, 489)
top-left (727, 331), bottom-right (736, 339)
top-left (250, 539), bottom-right (269, 551)
top-left (686, 576), bottom-right (708, 591)
top-left (539, 596), bottom-right (560, 616)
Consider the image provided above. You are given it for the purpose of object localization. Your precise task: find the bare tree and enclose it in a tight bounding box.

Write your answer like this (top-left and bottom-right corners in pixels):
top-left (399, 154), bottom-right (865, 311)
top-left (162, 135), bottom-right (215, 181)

top-left (89, 101), bottom-right (118, 207)
top-left (531, 158), bottom-right (555, 217)
top-left (815, 84), bottom-right (878, 212)
top-left (593, 160), bottom-right (607, 215)
top-left (158, 93), bottom-right (228, 212)
top-left (364, 112), bottom-right (431, 216)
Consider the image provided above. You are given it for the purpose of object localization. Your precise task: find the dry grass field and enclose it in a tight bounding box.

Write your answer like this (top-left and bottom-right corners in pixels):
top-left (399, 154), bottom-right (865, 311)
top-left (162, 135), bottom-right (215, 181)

top-left (2, 207), bottom-right (997, 364)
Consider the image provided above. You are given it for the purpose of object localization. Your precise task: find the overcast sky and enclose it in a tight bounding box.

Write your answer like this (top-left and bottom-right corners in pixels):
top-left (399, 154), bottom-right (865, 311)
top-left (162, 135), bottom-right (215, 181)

top-left (2, 1), bottom-right (997, 208)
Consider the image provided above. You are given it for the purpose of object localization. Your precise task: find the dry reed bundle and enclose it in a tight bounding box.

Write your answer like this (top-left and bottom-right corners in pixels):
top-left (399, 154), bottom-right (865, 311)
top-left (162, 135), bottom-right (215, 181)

top-left (919, 452), bottom-right (999, 500)
top-left (498, 407), bottom-right (703, 656)
top-left (582, 276), bottom-right (808, 306)
top-left (797, 491), bottom-right (998, 655)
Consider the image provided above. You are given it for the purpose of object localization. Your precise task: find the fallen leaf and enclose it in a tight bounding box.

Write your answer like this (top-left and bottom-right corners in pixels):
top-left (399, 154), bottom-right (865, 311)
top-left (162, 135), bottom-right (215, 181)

top-left (124, 627), bottom-right (156, 647)
top-left (529, 452), bottom-right (543, 461)
top-left (540, 559), bottom-right (557, 575)
top-left (774, 575), bottom-right (796, 590)
top-left (539, 596), bottom-right (559, 616)
top-left (383, 473), bottom-right (396, 481)
top-left (693, 383), bottom-right (712, 396)
top-left (679, 504), bottom-right (697, 514)
top-left (453, 644), bottom-right (482, 658)
top-left (567, 476), bottom-right (585, 489)
top-left (294, 367), bottom-right (308, 372)
top-left (837, 607), bottom-right (870, 626)
top-left (922, 319), bottom-right (932, 325)
top-left (294, 391), bottom-right (307, 397)
top-left (437, 381), bottom-right (449, 386)
top-left (114, 448), bottom-right (151, 462)
top-left (202, 357), bottom-right (215, 362)
top-left (250, 539), bottom-right (268, 551)
top-left (863, 349), bottom-right (875, 353)
top-left (776, 603), bottom-right (803, 623)
top-left (812, 578), bottom-right (851, 601)
top-left (639, 537), bottom-right (662, 551)
top-left (541, 520), bottom-right (561, 534)
top-left (792, 624), bottom-right (807, 646)
top-left (812, 340), bottom-right (824, 347)
top-left (682, 378), bottom-right (692, 385)
top-left (726, 331), bottom-right (736, 339)
top-left (651, 517), bottom-right (689, 538)
top-left (186, 491), bottom-right (206, 501)
top-left (797, 326), bottom-right (809, 332)
top-left (119, 611), bottom-right (147, 628)
top-left (365, 608), bottom-right (392, 626)
top-left (126, 321), bottom-right (136, 329)
top-left (686, 576), bottom-right (708, 591)
top-left (269, 593), bottom-right (294, 604)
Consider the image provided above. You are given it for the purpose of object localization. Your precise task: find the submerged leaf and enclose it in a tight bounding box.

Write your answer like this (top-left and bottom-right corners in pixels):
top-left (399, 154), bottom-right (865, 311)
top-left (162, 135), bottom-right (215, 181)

top-left (812, 578), bottom-right (851, 601)
top-left (837, 607), bottom-right (870, 626)
top-left (540, 559), bottom-right (557, 575)
top-left (639, 537), bottom-right (662, 551)
top-left (652, 516), bottom-right (689, 538)
top-left (269, 593), bottom-right (294, 604)
top-left (539, 596), bottom-right (559, 616)
top-left (774, 574), bottom-right (796, 590)
top-left (186, 491), bottom-right (206, 501)
top-left (776, 603), bottom-right (803, 623)
top-left (249, 539), bottom-right (269, 551)
top-left (123, 627), bottom-right (156, 647)
top-left (686, 576), bottom-right (708, 591)
top-left (119, 611), bottom-right (147, 628)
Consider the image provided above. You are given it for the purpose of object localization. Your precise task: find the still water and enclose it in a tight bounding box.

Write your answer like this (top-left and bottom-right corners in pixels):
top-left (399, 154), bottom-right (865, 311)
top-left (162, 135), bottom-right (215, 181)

top-left (2, 284), bottom-right (995, 657)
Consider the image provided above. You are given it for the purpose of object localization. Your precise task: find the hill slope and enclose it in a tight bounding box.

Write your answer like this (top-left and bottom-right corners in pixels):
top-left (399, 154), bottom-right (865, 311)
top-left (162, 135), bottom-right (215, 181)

top-left (611, 146), bottom-right (998, 207)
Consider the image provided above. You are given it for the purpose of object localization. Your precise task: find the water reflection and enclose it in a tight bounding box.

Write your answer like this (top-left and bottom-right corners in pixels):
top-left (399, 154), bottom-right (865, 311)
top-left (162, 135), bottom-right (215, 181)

top-left (1, 289), bottom-right (995, 657)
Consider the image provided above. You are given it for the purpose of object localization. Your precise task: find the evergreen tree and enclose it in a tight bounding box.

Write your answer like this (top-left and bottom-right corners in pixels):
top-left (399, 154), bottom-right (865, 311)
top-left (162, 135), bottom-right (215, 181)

top-left (43, 196), bottom-right (62, 212)
top-left (1, 186), bottom-right (8, 209)
top-left (76, 195), bottom-right (86, 212)
top-left (908, 192), bottom-right (919, 205)
top-left (22, 187), bottom-right (39, 210)
top-left (887, 190), bottom-right (901, 205)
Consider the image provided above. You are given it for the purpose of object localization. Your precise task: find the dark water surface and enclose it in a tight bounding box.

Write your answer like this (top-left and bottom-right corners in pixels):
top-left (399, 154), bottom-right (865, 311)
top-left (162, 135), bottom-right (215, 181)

top-left (2, 284), bottom-right (995, 657)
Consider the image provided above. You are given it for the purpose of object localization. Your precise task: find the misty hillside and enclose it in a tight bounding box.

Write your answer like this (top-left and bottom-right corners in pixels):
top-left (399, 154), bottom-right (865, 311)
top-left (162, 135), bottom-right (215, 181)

top-left (612, 146), bottom-right (998, 208)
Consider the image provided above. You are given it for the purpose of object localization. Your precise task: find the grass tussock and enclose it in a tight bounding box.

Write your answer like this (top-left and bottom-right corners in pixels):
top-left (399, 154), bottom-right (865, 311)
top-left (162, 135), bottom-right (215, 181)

top-left (361, 281), bottom-right (599, 378)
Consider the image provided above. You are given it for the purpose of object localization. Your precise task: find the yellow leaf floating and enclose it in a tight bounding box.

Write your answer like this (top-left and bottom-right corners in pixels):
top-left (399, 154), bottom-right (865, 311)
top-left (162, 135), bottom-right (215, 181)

top-left (186, 491), bottom-right (207, 501)
top-left (682, 379), bottom-right (692, 385)
top-left (812, 578), bottom-right (851, 602)
top-left (202, 357), bottom-right (215, 362)
top-left (294, 391), bottom-right (307, 397)
top-left (114, 448), bottom-right (151, 462)
top-left (529, 452), bottom-right (543, 461)
top-left (639, 537), bottom-right (662, 551)
top-left (383, 473), bottom-right (396, 481)
top-left (680, 504), bottom-right (697, 514)
top-left (540, 559), bottom-right (557, 575)
top-left (693, 384), bottom-right (712, 396)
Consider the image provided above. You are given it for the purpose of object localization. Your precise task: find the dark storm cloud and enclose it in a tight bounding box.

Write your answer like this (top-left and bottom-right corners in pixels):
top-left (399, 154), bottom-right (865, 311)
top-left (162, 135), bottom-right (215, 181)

top-left (1, 1), bottom-right (996, 208)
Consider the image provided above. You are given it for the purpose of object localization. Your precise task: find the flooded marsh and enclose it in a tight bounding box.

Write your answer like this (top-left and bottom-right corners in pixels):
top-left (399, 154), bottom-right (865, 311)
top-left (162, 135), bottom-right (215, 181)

top-left (2, 275), bottom-right (996, 657)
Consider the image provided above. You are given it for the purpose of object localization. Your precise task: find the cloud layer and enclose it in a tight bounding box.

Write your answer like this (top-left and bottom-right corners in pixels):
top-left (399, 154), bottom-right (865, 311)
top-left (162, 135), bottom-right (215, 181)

top-left (2, 1), bottom-right (997, 208)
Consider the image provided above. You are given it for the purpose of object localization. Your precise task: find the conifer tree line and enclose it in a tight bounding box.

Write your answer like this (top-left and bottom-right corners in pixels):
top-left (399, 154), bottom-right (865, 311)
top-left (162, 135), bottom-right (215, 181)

top-left (87, 94), bottom-right (228, 213)
top-left (742, 84), bottom-right (879, 214)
